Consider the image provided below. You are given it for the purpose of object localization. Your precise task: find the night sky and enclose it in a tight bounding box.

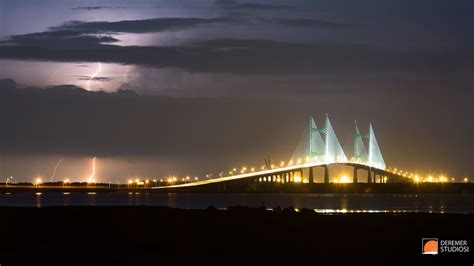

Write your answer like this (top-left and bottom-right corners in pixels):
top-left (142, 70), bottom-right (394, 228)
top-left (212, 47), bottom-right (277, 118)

top-left (0, 0), bottom-right (472, 182)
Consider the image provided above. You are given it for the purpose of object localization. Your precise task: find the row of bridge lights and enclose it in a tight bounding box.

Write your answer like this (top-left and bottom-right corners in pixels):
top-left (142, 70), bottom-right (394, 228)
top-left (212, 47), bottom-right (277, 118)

top-left (27, 165), bottom-right (469, 187)
top-left (30, 164), bottom-right (464, 187)
top-left (154, 161), bottom-right (469, 186)
top-left (32, 177), bottom-right (94, 186)
top-left (228, 158), bottom-right (313, 176)
top-left (127, 159), bottom-right (308, 187)
top-left (386, 167), bottom-right (469, 183)
top-left (144, 161), bottom-right (469, 186)
top-left (155, 157), bottom-right (340, 186)
top-left (25, 157), bottom-right (323, 187)
top-left (127, 176), bottom-right (201, 187)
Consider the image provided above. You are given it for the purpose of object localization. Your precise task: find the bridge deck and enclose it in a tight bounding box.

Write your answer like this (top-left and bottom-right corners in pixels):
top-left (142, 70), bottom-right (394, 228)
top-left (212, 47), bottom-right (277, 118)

top-left (152, 162), bottom-right (386, 189)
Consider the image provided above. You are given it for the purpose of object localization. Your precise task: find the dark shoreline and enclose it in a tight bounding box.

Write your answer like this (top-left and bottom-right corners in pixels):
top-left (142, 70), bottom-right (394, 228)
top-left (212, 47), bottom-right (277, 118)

top-left (1, 206), bottom-right (473, 265)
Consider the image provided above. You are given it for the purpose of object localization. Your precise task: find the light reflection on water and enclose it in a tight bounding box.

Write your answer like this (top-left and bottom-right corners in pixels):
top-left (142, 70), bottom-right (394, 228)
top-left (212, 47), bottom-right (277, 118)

top-left (2, 192), bottom-right (473, 214)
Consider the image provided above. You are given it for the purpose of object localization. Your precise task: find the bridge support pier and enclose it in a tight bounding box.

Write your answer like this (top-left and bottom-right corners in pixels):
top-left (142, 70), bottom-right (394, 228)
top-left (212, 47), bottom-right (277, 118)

top-left (323, 165), bottom-right (329, 184)
top-left (367, 167), bottom-right (372, 183)
top-left (308, 167), bottom-right (314, 184)
top-left (353, 166), bottom-right (358, 184)
top-left (292, 170), bottom-right (303, 183)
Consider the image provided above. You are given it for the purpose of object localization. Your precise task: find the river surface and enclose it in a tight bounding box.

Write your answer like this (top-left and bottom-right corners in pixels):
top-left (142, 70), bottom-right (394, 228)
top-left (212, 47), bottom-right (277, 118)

top-left (1, 192), bottom-right (473, 213)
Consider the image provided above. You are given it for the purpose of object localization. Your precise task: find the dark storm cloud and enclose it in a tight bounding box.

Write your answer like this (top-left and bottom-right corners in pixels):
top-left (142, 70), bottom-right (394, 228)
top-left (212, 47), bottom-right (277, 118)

top-left (265, 18), bottom-right (361, 30)
top-left (228, 3), bottom-right (293, 10)
top-left (0, 81), bottom-right (137, 97)
top-left (1, 35), bottom-right (471, 75)
top-left (0, 78), bottom-right (16, 89)
top-left (50, 17), bottom-right (238, 34)
top-left (72, 6), bottom-right (126, 11)
top-left (5, 30), bottom-right (119, 48)
top-left (215, 0), bottom-right (293, 10)
top-left (0, 16), bottom-right (241, 49)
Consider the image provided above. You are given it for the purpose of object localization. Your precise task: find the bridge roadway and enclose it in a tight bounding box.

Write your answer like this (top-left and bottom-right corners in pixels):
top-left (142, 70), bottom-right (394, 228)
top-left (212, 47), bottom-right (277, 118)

top-left (152, 162), bottom-right (405, 189)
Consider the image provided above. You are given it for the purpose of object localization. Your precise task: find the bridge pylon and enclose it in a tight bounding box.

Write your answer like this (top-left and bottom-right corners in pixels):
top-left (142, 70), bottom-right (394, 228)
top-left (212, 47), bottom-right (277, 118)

top-left (291, 116), bottom-right (325, 164)
top-left (351, 122), bottom-right (386, 171)
top-left (292, 115), bottom-right (348, 165)
top-left (353, 121), bottom-right (368, 165)
top-left (367, 123), bottom-right (386, 170)
top-left (322, 115), bottom-right (348, 164)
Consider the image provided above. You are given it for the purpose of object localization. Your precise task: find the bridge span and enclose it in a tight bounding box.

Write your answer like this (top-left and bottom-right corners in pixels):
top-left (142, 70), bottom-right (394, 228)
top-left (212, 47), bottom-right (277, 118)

top-left (153, 115), bottom-right (407, 190)
top-left (152, 162), bottom-right (406, 190)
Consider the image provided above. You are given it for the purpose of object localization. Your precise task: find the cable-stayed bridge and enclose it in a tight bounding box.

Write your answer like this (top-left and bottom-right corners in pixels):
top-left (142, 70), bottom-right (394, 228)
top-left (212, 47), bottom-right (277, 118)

top-left (154, 115), bottom-right (406, 190)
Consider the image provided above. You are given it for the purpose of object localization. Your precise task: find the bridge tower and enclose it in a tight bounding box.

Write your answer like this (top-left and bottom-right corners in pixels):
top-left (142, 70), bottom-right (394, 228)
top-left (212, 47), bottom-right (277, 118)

top-left (353, 123), bottom-right (386, 183)
top-left (309, 117), bottom-right (326, 163)
top-left (367, 123), bottom-right (386, 170)
top-left (291, 117), bottom-right (325, 164)
top-left (322, 115), bottom-right (348, 164)
top-left (353, 121), bottom-right (368, 164)
top-left (292, 115), bottom-right (347, 183)
top-left (292, 116), bottom-right (347, 165)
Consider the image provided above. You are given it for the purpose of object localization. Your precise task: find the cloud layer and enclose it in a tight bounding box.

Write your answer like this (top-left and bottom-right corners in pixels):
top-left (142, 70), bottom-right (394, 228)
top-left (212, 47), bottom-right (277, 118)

top-left (51, 17), bottom-right (237, 34)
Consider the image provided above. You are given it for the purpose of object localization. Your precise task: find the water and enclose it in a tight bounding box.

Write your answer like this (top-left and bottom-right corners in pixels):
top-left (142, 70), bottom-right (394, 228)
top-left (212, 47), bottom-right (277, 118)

top-left (1, 192), bottom-right (473, 213)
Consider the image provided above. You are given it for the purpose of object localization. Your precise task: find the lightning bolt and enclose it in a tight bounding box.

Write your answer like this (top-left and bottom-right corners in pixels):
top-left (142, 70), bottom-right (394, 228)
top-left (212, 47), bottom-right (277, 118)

top-left (49, 157), bottom-right (64, 182)
top-left (87, 157), bottom-right (97, 182)
top-left (86, 62), bottom-right (102, 91)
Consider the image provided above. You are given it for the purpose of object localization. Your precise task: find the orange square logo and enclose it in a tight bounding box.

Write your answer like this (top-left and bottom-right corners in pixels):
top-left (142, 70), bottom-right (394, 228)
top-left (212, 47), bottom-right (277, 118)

top-left (422, 238), bottom-right (438, 255)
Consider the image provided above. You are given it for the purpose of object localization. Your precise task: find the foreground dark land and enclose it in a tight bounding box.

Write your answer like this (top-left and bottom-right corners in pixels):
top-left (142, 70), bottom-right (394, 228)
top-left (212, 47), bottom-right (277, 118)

top-left (1, 206), bottom-right (473, 266)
